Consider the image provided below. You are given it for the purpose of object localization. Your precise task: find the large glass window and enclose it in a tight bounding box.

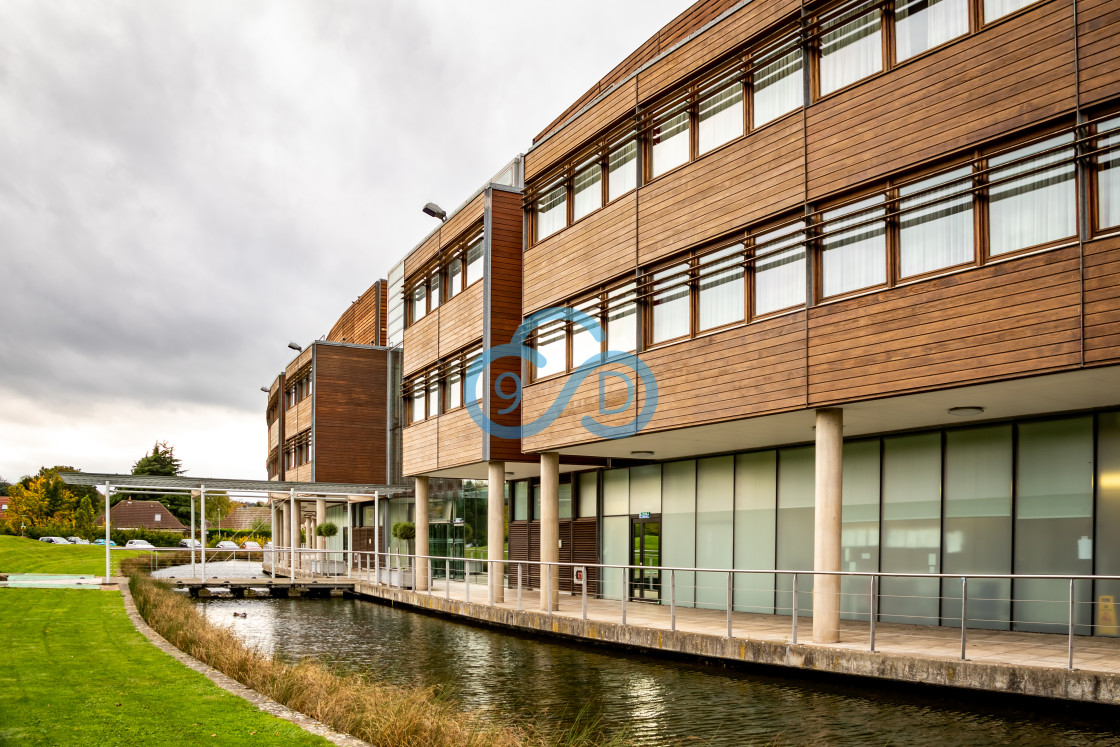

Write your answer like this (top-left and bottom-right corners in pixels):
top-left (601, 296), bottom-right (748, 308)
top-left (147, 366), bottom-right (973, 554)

top-left (410, 388), bottom-right (425, 423)
top-left (1099, 117), bottom-right (1120, 229)
top-left (465, 238), bottom-right (484, 285)
top-left (754, 221), bottom-right (806, 315)
top-left (819, 2), bottom-right (883, 97)
top-left (895, 0), bottom-right (968, 62)
top-left (988, 134), bottom-right (1076, 256)
top-left (899, 166), bottom-right (974, 277)
top-left (821, 194), bottom-right (887, 297)
top-left (513, 481), bottom-right (529, 521)
top-left (649, 263), bottom-right (691, 343)
top-left (651, 109), bottom-right (690, 178)
top-left (698, 76), bottom-right (743, 155)
top-left (572, 159), bottom-right (602, 221)
top-left (410, 283), bottom-right (427, 322)
top-left (607, 139), bottom-right (638, 201)
top-left (606, 282), bottom-right (637, 353)
top-left (753, 38), bottom-right (803, 128)
top-left (578, 471), bottom-right (598, 518)
top-left (535, 181), bottom-right (567, 242)
top-left (697, 244), bottom-right (745, 331)
top-left (841, 440), bottom-right (880, 620)
top-left (534, 318), bottom-right (567, 379)
top-left (984, 0), bottom-right (1037, 22)
top-left (1095, 412), bottom-right (1120, 621)
top-left (571, 299), bottom-right (602, 368)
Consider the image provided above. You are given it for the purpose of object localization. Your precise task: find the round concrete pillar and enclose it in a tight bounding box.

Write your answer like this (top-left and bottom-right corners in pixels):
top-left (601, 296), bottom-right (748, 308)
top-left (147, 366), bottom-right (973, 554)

top-left (539, 452), bottom-right (560, 611)
top-left (488, 461), bottom-right (505, 603)
top-left (415, 476), bottom-right (429, 591)
top-left (813, 408), bottom-right (843, 644)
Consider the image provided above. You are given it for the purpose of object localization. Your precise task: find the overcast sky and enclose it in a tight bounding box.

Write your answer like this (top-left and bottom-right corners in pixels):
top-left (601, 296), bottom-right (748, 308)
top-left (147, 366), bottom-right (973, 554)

top-left (0, 0), bottom-right (686, 483)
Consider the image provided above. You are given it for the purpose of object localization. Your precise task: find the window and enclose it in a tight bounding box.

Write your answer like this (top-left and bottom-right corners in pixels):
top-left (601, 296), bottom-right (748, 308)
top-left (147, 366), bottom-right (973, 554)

top-left (818, 1), bottom-right (883, 97)
top-left (895, 0), bottom-right (968, 62)
top-left (429, 270), bottom-right (441, 309)
top-left (697, 244), bottom-right (745, 331)
top-left (536, 181), bottom-right (567, 241)
top-left (1099, 117), bottom-right (1120, 230)
top-left (533, 317), bottom-right (568, 379)
top-left (606, 282), bottom-right (638, 353)
top-left (427, 376), bottom-right (441, 420)
top-left (651, 108), bottom-right (690, 178)
top-left (608, 138), bottom-right (638, 201)
top-left (446, 370), bottom-right (462, 411)
top-left (984, 0), bottom-right (1037, 22)
top-left (898, 166), bottom-right (974, 277)
top-left (988, 134), bottom-right (1076, 257)
top-left (571, 298), bottom-right (603, 368)
top-left (466, 349), bottom-right (484, 402)
top-left (572, 159), bottom-right (602, 221)
top-left (446, 258), bottom-right (462, 299)
top-left (411, 283), bottom-right (427, 323)
top-left (820, 194), bottom-right (887, 297)
top-left (649, 262), bottom-right (691, 343)
top-left (410, 387), bottom-right (425, 423)
top-left (754, 221), bottom-right (807, 315)
top-left (698, 74), bottom-right (744, 155)
top-left (465, 237), bottom-right (484, 285)
top-left (753, 35), bottom-right (803, 128)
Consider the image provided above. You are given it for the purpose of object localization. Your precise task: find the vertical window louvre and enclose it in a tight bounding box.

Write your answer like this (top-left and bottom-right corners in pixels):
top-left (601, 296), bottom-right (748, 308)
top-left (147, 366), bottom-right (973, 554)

top-left (754, 221), bottom-right (807, 315)
top-left (819, 2), bottom-right (883, 97)
top-left (898, 166), bottom-right (974, 277)
top-left (571, 299), bottom-right (603, 368)
top-left (895, 0), bottom-right (968, 62)
top-left (465, 237), bottom-right (484, 285)
top-left (572, 160), bottom-right (602, 221)
top-left (752, 36), bottom-right (804, 128)
top-left (650, 263), bottom-right (691, 343)
top-left (821, 194), bottom-right (887, 297)
top-left (536, 182), bottom-right (568, 241)
top-left (651, 109), bottom-right (690, 178)
top-left (988, 134), bottom-right (1076, 257)
top-left (984, 0), bottom-right (1038, 22)
top-left (608, 138), bottom-right (638, 201)
top-left (698, 76), bottom-right (744, 155)
top-left (534, 318), bottom-right (568, 379)
top-left (1099, 117), bottom-right (1120, 230)
top-left (606, 282), bottom-right (638, 353)
top-left (697, 244), bottom-right (746, 331)
top-left (446, 258), bottom-right (462, 299)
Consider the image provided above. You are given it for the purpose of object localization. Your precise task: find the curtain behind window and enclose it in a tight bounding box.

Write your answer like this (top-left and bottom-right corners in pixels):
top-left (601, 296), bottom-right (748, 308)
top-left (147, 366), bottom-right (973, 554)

top-left (819, 4), bottom-right (882, 96)
top-left (899, 166), bottom-right (974, 277)
top-left (821, 195), bottom-right (886, 296)
top-left (1100, 117), bottom-right (1120, 229)
top-left (896, 0), bottom-right (968, 61)
top-left (753, 41), bottom-right (803, 128)
top-left (989, 134), bottom-right (1075, 256)
top-left (697, 244), bottom-right (745, 330)
top-left (754, 221), bottom-right (806, 315)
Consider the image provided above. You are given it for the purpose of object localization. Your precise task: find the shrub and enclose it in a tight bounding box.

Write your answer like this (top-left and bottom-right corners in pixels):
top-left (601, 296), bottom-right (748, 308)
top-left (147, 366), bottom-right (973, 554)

top-left (391, 522), bottom-right (415, 541)
top-left (315, 521), bottom-right (339, 538)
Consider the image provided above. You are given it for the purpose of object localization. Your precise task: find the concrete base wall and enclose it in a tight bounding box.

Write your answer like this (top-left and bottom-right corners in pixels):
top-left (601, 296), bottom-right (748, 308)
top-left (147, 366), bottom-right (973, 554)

top-left (354, 582), bottom-right (1120, 706)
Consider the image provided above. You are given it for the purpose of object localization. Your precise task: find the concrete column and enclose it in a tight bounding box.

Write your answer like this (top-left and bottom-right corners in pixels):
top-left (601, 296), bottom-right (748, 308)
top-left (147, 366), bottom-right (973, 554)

top-left (539, 452), bottom-right (560, 611)
top-left (813, 408), bottom-right (844, 644)
top-left (488, 461), bottom-right (505, 603)
top-left (315, 498), bottom-right (326, 551)
top-left (276, 502), bottom-right (285, 570)
top-left (415, 476), bottom-right (429, 591)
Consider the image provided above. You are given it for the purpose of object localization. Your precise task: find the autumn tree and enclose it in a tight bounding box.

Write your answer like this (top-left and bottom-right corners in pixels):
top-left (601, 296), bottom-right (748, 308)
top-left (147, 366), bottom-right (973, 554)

top-left (117, 441), bottom-right (193, 522)
top-left (204, 491), bottom-right (234, 532)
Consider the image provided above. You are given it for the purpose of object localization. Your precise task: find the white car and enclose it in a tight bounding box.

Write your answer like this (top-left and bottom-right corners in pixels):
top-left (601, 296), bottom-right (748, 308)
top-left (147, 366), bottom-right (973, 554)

top-left (240, 541), bottom-right (262, 550)
top-left (38, 536), bottom-right (70, 544)
top-left (215, 540), bottom-right (239, 550)
top-left (66, 536), bottom-right (89, 545)
top-left (124, 539), bottom-right (156, 549)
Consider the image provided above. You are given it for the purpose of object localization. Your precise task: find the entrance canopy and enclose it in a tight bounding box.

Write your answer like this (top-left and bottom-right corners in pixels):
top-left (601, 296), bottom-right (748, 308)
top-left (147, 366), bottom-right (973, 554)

top-left (58, 472), bottom-right (412, 502)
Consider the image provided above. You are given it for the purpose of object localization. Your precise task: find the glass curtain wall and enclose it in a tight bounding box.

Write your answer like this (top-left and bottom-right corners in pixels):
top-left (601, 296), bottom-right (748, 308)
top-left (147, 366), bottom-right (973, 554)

top-left (734, 452), bottom-right (777, 613)
top-left (662, 460), bottom-right (697, 607)
top-left (1096, 413), bottom-right (1120, 636)
top-left (601, 469), bottom-right (629, 600)
top-left (696, 456), bottom-right (735, 609)
top-left (840, 440), bottom-right (880, 620)
top-left (776, 447), bottom-right (815, 616)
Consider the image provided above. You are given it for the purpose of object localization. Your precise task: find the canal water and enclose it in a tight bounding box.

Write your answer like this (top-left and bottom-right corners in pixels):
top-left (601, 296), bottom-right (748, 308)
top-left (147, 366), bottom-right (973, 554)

top-left (186, 593), bottom-right (1120, 746)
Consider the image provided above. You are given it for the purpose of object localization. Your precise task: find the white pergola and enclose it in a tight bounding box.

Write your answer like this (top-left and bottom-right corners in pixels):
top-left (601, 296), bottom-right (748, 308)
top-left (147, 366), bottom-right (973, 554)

top-left (59, 472), bottom-right (411, 580)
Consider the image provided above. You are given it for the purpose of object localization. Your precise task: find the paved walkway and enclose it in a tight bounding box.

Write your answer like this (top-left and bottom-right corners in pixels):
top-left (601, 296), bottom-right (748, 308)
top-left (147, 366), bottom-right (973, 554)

top-left (373, 574), bottom-right (1120, 676)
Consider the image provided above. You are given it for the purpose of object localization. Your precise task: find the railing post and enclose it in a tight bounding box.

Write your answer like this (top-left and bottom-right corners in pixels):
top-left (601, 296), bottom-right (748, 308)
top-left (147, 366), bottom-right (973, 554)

top-left (726, 571), bottom-right (733, 638)
top-left (465, 559), bottom-right (471, 604)
top-left (517, 564), bottom-right (523, 611)
top-left (792, 574), bottom-right (799, 645)
top-left (960, 576), bottom-right (968, 661)
top-left (581, 570), bottom-right (588, 621)
top-left (1068, 577), bottom-right (1076, 671)
top-left (445, 559), bottom-right (450, 601)
top-left (546, 564), bottom-right (553, 615)
top-left (670, 569), bottom-right (676, 632)
top-left (489, 559), bottom-right (495, 606)
top-left (621, 566), bottom-right (627, 625)
top-left (428, 558), bottom-right (433, 597)
top-left (869, 575), bottom-right (877, 652)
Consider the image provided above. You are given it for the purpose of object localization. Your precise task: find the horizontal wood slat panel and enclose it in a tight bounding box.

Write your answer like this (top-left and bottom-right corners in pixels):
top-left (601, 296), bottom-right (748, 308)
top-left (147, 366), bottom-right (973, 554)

top-left (637, 115), bottom-right (804, 264)
top-left (1085, 235), bottom-right (1120, 364)
top-left (488, 189), bottom-right (529, 462)
top-left (313, 346), bottom-right (388, 484)
top-left (404, 233), bottom-right (441, 280)
top-left (1078, 0), bottom-right (1120, 105)
top-left (524, 192), bottom-right (638, 314)
top-left (806, 0), bottom-right (1077, 199)
top-left (402, 310), bottom-right (439, 376)
top-left (437, 408), bottom-right (483, 470)
top-left (403, 418), bottom-right (439, 477)
top-left (438, 281), bottom-right (485, 358)
top-left (441, 193), bottom-right (486, 251)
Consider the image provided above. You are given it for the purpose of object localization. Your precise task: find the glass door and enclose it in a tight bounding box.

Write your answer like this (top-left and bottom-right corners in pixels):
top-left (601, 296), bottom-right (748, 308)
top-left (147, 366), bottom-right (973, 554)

top-left (630, 517), bottom-right (661, 602)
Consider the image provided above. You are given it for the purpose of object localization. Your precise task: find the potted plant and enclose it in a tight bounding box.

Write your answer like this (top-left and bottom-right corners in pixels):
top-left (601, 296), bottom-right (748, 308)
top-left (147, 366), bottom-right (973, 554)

top-left (314, 522), bottom-right (341, 574)
top-left (387, 521), bottom-right (416, 587)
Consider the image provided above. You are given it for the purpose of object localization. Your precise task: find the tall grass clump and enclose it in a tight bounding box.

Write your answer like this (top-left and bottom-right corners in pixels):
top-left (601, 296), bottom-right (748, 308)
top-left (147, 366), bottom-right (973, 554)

top-left (122, 558), bottom-right (627, 747)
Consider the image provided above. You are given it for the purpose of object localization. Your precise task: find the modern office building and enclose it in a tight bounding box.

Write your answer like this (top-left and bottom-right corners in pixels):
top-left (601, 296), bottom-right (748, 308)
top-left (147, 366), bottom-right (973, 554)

top-left (270, 0), bottom-right (1120, 639)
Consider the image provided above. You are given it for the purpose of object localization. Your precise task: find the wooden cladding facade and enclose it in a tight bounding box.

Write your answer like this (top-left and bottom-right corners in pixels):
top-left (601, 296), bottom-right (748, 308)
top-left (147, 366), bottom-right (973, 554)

top-left (327, 279), bottom-right (387, 346)
top-left (313, 345), bottom-right (389, 484)
top-left (401, 185), bottom-right (526, 475)
top-left (508, 517), bottom-right (598, 592)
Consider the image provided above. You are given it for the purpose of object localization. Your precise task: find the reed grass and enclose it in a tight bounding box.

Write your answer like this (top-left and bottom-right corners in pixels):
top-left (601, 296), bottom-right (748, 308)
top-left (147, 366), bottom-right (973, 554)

top-left (123, 558), bottom-right (627, 747)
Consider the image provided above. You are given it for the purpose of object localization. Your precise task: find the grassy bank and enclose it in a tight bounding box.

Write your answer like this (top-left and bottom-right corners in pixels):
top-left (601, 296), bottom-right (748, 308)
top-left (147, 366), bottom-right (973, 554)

top-left (125, 560), bottom-right (625, 747)
top-left (0, 535), bottom-right (146, 575)
top-left (0, 587), bottom-right (330, 746)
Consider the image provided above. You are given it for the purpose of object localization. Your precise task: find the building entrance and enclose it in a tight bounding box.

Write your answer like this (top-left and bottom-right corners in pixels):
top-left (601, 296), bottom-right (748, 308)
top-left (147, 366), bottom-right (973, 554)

top-left (630, 516), bottom-right (661, 602)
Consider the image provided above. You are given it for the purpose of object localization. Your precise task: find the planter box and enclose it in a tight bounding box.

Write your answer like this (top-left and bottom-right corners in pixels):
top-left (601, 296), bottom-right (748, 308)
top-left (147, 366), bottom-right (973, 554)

top-left (377, 567), bottom-right (414, 588)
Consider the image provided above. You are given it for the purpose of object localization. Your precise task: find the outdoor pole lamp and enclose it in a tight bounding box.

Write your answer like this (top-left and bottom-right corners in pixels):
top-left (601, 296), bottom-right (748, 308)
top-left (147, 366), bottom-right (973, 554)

top-left (260, 386), bottom-right (269, 393)
top-left (422, 202), bottom-right (447, 222)
top-left (288, 342), bottom-right (302, 352)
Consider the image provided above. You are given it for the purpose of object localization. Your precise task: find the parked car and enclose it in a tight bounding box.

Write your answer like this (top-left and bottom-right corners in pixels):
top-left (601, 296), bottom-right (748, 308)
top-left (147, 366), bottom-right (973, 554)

top-left (264, 541), bottom-right (273, 550)
top-left (38, 536), bottom-right (69, 544)
top-left (66, 536), bottom-right (90, 545)
top-left (215, 540), bottom-right (239, 550)
top-left (240, 541), bottom-right (262, 550)
top-left (124, 539), bottom-right (155, 549)
top-left (93, 539), bottom-right (117, 546)
top-left (178, 538), bottom-right (202, 549)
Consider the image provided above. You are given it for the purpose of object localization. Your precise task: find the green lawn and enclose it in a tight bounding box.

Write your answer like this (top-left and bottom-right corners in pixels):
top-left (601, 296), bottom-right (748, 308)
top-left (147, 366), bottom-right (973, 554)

top-left (0, 588), bottom-right (330, 746)
top-left (0, 535), bottom-right (146, 575)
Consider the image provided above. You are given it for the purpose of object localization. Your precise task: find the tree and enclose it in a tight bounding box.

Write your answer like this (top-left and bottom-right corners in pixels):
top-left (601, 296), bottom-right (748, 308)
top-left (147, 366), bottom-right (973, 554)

top-left (204, 491), bottom-right (234, 532)
top-left (118, 441), bottom-right (192, 521)
top-left (0, 476), bottom-right (10, 496)
top-left (74, 495), bottom-right (96, 537)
